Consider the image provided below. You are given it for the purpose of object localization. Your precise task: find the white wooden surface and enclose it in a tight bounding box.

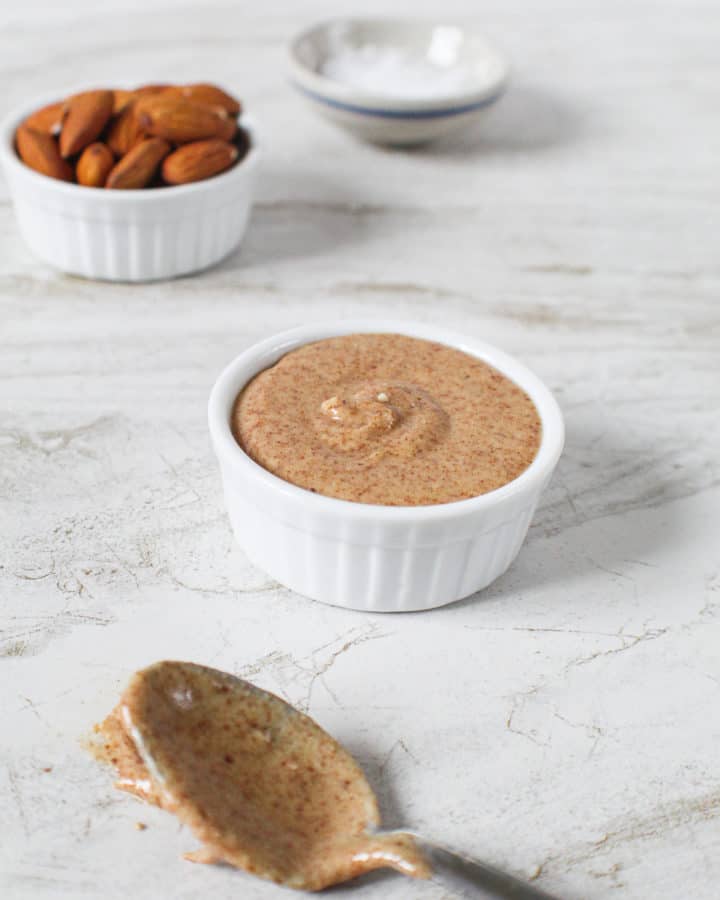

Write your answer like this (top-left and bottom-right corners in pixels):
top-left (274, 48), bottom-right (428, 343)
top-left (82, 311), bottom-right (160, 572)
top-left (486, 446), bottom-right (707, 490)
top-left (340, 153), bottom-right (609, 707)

top-left (1, 1), bottom-right (719, 898)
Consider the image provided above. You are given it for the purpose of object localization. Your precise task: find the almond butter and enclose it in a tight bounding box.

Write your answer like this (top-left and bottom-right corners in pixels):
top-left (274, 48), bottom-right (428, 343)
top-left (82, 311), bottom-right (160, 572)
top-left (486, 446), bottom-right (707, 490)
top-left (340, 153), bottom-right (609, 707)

top-left (23, 101), bottom-right (65, 136)
top-left (60, 90), bottom-right (114, 157)
top-left (15, 126), bottom-right (74, 181)
top-left (76, 142), bottom-right (115, 187)
top-left (106, 137), bottom-right (170, 189)
top-left (165, 83), bottom-right (241, 116)
top-left (135, 96), bottom-right (233, 144)
top-left (161, 139), bottom-right (239, 185)
top-left (106, 101), bottom-right (146, 156)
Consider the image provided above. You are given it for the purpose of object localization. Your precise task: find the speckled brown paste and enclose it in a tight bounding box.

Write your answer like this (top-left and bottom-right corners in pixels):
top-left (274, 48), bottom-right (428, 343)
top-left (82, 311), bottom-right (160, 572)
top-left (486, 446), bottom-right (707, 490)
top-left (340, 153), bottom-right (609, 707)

top-left (233, 333), bottom-right (541, 506)
top-left (96, 661), bottom-right (430, 891)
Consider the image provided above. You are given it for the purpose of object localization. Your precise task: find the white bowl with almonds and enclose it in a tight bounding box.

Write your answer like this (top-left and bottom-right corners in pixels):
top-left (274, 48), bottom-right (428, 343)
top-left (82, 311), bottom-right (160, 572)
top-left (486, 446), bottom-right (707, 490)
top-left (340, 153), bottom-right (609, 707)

top-left (0, 83), bottom-right (259, 281)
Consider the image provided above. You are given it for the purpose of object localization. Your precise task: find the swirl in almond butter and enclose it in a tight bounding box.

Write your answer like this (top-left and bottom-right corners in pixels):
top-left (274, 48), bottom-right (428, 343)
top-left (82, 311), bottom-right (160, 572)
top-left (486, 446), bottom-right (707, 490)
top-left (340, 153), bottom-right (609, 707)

top-left (234, 333), bottom-right (541, 506)
top-left (315, 381), bottom-right (448, 458)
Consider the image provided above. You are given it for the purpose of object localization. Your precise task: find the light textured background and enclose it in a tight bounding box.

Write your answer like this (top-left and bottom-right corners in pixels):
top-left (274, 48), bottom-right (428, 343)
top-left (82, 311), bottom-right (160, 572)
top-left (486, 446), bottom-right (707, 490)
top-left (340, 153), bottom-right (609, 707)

top-left (1, 1), bottom-right (719, 898)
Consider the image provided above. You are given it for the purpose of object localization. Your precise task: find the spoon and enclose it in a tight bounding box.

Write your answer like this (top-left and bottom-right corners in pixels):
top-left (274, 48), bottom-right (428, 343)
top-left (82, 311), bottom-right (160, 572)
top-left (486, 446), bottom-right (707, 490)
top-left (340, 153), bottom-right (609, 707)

top-left (96, 661), bottom-right (558, 897)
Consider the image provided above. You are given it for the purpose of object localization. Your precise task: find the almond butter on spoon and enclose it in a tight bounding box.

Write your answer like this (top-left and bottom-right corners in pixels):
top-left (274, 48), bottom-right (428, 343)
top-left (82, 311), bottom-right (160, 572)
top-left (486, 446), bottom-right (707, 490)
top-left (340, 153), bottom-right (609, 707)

top-left (95, 661), bottom-right (557, 897)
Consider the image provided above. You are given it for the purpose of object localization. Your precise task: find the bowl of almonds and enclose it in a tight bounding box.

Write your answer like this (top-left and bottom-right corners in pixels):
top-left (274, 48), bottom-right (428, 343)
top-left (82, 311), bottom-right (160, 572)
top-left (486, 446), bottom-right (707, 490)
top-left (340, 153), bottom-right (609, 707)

top-left (0, 82), bottom-right (259, 281)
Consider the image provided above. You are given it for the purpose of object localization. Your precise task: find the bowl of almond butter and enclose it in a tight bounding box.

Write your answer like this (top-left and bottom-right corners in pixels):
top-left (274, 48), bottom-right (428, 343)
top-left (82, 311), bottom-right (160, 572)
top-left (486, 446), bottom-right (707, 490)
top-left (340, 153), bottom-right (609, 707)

top-left (0, 83), bottom-right (259, 281)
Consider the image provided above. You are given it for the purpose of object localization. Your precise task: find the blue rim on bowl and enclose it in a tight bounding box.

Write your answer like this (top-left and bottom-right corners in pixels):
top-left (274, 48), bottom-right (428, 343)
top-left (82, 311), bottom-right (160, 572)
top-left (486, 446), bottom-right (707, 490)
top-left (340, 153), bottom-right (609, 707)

top-left (289, 84), bottom-right (506, 120)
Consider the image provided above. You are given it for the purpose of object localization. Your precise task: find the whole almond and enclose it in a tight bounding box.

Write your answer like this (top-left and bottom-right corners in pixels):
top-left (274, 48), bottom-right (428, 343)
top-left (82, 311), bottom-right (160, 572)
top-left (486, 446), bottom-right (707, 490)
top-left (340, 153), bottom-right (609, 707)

top-left (15, 126), bottom-right (73, 181)
top-left (106, 137), bottom-right (170, 189)
top-left (76, 142), bottom-right (115, 187)
top-left (162, 139), bottom-right (239, 185)
top-left (112, 89), bottom-right (133, 114)
top-left (165, 83), bottom-right (241, 116)
top-left (23, 101), bottom-right (65, 136)
top-left (60, 90), bottom-right (114, 157)
top-left (135, 96), bottom-right (232, 144)
top-left (106, 101), bottom-right (146, 156)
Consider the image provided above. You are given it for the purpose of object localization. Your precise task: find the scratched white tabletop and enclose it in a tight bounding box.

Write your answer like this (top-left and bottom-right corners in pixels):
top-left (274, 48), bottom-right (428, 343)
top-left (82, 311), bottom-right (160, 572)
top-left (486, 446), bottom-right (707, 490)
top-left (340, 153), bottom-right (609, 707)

top-left (1, 1), bottom-right (719, 898)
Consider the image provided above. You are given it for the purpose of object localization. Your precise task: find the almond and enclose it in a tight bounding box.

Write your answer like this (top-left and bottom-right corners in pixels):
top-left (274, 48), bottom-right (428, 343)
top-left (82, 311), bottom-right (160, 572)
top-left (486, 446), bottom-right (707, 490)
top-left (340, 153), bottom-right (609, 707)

top-left (135, 96), bottom-right (233, 144)
top-left (76, 142), bottom-right (114, 187)
top-left (60, 90), bottom-right (114, 157)
top-left (161, 139), bottom-right (239, 185)
top-left (23, 101), bottom-right (65, 136)
top-left (216, 114), bottom-right (237, 142)
top-left (133, 83), bottom-right (171, 97)
top-left (112, 89), bottom-right (133, 114)
top-left (106, 137), bottom-right (170, 189)
top-left (165, 83), bottom-right (241, 116)
top-left (106, 101), bottom-right (146, 156)
top-left (15, 126), bottom-right (73, 181)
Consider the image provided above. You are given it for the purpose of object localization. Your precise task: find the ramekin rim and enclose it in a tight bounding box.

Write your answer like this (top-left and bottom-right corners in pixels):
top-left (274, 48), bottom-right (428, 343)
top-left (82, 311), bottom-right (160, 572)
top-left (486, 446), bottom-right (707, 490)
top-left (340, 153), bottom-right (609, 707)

top-left (287, 17), bottom-right (510, 114)
top-left (0, 89), bottom-right (260, 201)
top-left (208, 319), bottom-right (565, 522)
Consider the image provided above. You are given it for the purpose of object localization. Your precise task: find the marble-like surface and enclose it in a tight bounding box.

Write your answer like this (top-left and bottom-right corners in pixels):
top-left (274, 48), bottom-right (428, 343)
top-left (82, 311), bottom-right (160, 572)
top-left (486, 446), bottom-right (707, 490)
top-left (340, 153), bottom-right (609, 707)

top-left (1, 1), bottom-right (719, 898)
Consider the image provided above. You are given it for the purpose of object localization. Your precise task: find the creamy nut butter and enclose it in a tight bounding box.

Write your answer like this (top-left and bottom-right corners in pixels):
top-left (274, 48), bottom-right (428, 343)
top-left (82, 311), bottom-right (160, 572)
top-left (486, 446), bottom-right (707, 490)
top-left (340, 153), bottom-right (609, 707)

top-left (96, 661), bottom-right (430, 891)
top-left (234, 333), bottom-right (541, 505)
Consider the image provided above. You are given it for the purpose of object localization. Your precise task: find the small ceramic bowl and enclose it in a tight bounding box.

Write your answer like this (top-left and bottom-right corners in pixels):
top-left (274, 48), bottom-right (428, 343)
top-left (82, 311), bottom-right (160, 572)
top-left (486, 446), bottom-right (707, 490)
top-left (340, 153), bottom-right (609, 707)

top-left (208, 321), bottom-right (564, 612)
top-left (0, 91), bottom-right (260, 282)
top-left (288, 18), bottom-right (508, 145)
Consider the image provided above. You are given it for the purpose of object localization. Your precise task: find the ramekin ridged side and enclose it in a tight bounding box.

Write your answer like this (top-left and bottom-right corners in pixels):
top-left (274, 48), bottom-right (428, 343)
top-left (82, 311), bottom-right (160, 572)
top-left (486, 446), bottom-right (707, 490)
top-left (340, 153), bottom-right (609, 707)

top-left (0, 98), bottom-right (259, 282)
top-left (208, 321), bottom-right (564, 613)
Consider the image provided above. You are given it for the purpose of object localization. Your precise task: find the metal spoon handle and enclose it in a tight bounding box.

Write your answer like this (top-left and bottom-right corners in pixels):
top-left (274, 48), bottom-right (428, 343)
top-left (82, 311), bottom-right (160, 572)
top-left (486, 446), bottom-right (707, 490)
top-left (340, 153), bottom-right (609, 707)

top-left (415, 838), bottom-right (560, 899)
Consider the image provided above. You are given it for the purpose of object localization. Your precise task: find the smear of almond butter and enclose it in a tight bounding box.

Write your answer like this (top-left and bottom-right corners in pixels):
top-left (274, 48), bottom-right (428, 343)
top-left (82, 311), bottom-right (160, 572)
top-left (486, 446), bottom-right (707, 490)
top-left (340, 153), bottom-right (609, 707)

top-left (95, 661), bottom-right (430, 891)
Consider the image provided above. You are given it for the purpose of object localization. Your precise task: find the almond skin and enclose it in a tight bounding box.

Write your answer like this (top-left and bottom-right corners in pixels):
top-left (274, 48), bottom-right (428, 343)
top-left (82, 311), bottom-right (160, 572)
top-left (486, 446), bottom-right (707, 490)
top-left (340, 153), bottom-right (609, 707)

top-left (164, 83), bottom-right (241, 116)
top-left (112, 89), bottom-right (133, 114)
top-left (76, 142), bottom-right (115, 187)
top-left (106, 137), bottom-right (170, 189)
top-left (216, 114), bottom-right (237, 142)
top-left (133, 83), bottom-right (171, 97)
top-left (15, 126), bottom-right (74, 181)
top-left (135, 96), bottom-right (233, 144)
top-left (162, 139), bottom-right (239, 185)
top-left (106, 101), bottom-right (146, 156)
top-left (60, 90), bottom-right (114, 157)
top-left (23, 101), bottom-right (65, 136)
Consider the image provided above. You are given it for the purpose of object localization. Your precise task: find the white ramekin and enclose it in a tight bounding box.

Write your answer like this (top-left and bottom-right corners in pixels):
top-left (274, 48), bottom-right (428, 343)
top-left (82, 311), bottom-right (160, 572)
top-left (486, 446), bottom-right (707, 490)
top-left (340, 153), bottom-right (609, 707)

top-left (209, 321), bottom-right (564, 613)
top-left (0, 93), bottom-right (260, 282)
